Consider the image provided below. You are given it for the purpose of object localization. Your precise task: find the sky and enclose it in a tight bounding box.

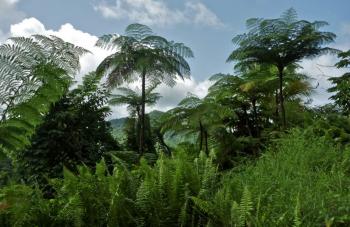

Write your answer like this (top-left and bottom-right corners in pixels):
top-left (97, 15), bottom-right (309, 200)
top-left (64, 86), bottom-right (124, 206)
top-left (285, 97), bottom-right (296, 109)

top-left (0, 0), bottom-right (349, 118)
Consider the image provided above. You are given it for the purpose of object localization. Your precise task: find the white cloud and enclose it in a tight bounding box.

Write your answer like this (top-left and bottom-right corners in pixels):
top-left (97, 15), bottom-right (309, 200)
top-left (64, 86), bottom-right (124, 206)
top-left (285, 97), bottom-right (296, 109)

top-left (4, 0), bottom-right (20, 4)
top-left (10, 17), bottom-right (46, 36)
top-left (94, 0), bottom-right (224, 27)
top-left (185, 2), bottom-right (223, 28)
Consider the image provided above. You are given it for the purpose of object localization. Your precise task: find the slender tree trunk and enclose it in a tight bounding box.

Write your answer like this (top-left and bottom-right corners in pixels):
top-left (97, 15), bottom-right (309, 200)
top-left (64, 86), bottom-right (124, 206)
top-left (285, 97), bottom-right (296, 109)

top-left (243, 106), bottom-right (252, 137)
top-left (204, 130), bottom-right (209, 154)
top-left (155, 128), bottom-right (171, 155)
top-left (199, 121), bottom-right (203, 151)
top-left (252, 99), bottom-right (259, 137)
top-left (136, 108), bottom-right (141, 152)
top-left (139, 69), bottom-right (146, 155)
top-left (278, 66), bottom-right (286, 128)
top-left (275, 89), bottom-right (279, 120)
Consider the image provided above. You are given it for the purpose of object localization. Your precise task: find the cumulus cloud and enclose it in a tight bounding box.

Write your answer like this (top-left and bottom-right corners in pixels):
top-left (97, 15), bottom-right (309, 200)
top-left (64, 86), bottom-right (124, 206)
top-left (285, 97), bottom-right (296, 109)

top-left (8, 17), bottom-right (211, 118)
top-left (10, 17), bottom-right (46, 36)
top-left (93, 0), bottom-right (224, 27)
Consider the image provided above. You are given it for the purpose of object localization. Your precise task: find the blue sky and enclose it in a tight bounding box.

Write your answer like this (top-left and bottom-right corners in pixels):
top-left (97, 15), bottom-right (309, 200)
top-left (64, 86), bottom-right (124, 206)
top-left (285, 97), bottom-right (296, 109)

top-left (0, 0), bottom-right (350, 117)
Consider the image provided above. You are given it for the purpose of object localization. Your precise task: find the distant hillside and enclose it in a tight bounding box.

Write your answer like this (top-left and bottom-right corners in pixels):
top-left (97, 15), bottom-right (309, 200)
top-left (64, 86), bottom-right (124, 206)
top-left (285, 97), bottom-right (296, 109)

top-left (109, 110), bottom-right (196, 147)
top-left (109, 110), bottom-right (165, 141)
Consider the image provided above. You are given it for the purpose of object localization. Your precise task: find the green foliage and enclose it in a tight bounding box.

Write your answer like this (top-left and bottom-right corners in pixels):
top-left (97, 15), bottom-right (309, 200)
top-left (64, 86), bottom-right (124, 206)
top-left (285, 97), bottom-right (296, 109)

top-left (109, 84), bottom-right (161, 153)
top-left (0, 64), bottom-right (70, 158)
top-left (0, 151), bottom-right (219, 226)
top-left (122, 115), bottom-right (156, 153)
top-left (228, 8), bottom-right (336, 127)
top-left (161, 93), bottom-right (231, 154)
top-left (307, 112), bottom-right (350, 146)
top-left (96, 23), bottom-right (193, 153)
top-left (328, 49), bottom-right (350, 114)
top-left (335, 49), bottom-right (350, 68)
top-left (16, 72), bottom-right (119, 187)
top-left (227, 129), bottom-right (350, 226)
top-left (96, 23), bottom-right (193, 87)
top-left (1, 130), bottom-right (350, 226)
top-left (1, 12), bottom-right (350, 227)
top-left (109, 83), bottom-right (161, 117)
top-left (0, 35), bottom-right (88, 156)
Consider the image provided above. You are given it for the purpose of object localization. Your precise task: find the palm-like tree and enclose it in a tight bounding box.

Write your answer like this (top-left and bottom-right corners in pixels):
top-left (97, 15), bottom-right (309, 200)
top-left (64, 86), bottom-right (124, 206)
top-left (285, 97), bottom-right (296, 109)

top-left (109, 83), bottom-right (161, 152)
top-left (96, 23), bottom-right (193, 154)
top-left (109, 83), bottom-right (161, 120)
top-left (0, 35), bottom-right (88, 119)
top-left (227, 8), bottom-right (336, 127)
top-left (0, 35), bottom-right (88, 154)
top-left (208, 73), bottom-right (260, 136)
top-left (161, 94), bottom-right (228, 153)
top-left (208, 65), bottom-right (312, 135)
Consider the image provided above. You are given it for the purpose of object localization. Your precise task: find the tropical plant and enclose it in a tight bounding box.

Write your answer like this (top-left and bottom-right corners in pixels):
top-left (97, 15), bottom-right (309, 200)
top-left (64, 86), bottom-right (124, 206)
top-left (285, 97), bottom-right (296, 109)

top-left (335, 49), bottom-right (350, 68)
top-left (109, 83), bottom-right (161, 152)
top-left (109, 83), bottom-right (161, 119)
top-left (96, 23), bottom-right (193, 154)
top-left (0, 151), bottom-right (220, 226)
top-left (328, 49), bottom-right (350, 114)
top-left (227, 8), bottom-right (337, 127)
top-left (161, 94), bottom-right (229, 154)
top-left (0, 35), bottom-right (88, 157)
top-left (1, 130), bottom-right (350, 226)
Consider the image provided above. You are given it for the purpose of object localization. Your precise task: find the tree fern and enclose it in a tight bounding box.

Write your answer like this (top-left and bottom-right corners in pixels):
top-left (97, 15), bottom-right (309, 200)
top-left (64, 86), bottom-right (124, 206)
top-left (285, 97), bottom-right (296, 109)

top-left (0, 64), bottom-right (70, 158)
top-left (0, 35), bottom-right (88, 156)
top-left (96, 23), bottom-right (193, 154)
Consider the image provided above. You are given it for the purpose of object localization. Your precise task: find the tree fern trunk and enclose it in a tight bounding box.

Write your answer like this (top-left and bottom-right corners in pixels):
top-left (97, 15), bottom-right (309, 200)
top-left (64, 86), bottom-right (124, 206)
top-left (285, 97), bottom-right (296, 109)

top-left (204, 130), bottom-right (209, 154)
top-left (278, 66), bottom-right (286, 128)
top-left (275, 89), bottom-right (279, 121)
top-left (252, 99), bottom-right (259, 136)
top-left (199, 121), bottom-right (203, 151)
top-left (140, 70), bottom-right (146, 155)
top-left (243, 106), bottom-right (252, 137)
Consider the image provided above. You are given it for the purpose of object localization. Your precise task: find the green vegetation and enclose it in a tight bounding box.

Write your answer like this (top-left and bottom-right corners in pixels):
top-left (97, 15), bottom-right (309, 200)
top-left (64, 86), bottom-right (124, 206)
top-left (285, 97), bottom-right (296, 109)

top-left (0, 130), bottom-right (350, 226)
top-left (0, 8), bottom-right (350, 226)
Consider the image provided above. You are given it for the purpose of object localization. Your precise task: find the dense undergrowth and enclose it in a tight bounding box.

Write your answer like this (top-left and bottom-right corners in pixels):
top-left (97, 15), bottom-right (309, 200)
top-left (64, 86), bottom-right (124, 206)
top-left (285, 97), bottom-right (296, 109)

top-left (0, 130), bottom-right (349, 226)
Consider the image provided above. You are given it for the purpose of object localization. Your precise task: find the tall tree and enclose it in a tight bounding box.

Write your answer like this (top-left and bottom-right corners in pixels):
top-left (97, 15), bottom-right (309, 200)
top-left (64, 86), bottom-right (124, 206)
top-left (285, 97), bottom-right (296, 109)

top-left (109, 83), bottom-right (161, 122)
top-left (109, 84), bottom-right (161, 152)
top-left (227, 8), bottom-right (336, 127)
top-left (96, 23), bottom-right (193, 154)
top-left (161, 94), bottom-right (228, 154)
